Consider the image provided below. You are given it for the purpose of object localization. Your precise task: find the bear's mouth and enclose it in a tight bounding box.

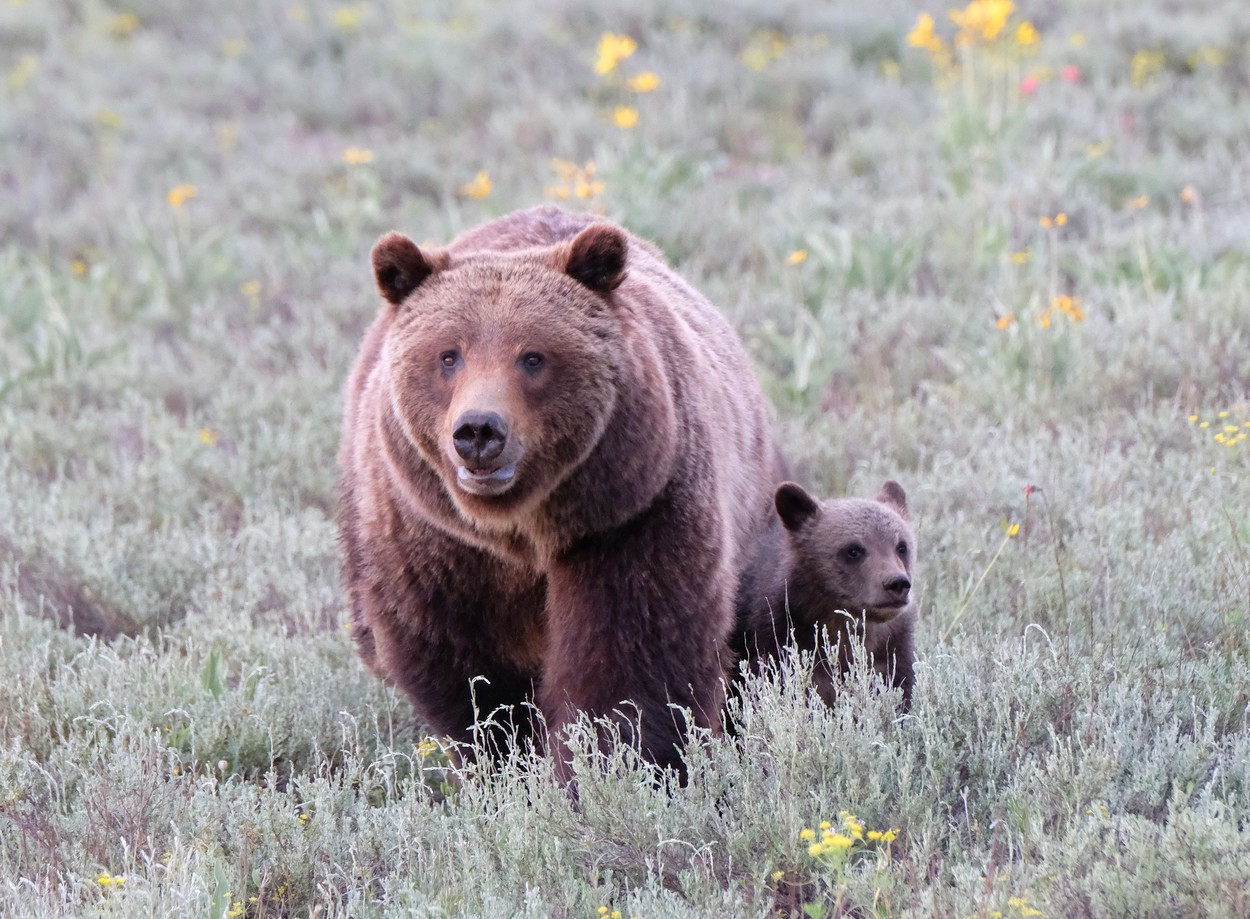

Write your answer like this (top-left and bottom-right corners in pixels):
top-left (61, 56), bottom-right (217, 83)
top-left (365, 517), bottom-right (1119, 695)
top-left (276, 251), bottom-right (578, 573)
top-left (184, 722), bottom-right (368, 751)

top-left (455, 463), bottom-right (517, 496)
top-left (858, 600), bottom-right (910, 623)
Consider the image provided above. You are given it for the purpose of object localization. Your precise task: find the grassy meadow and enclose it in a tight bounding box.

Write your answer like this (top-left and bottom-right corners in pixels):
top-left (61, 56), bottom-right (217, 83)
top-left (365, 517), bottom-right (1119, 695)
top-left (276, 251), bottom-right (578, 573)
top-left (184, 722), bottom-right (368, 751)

top-left (3, 0), bottom-right (1250, 915)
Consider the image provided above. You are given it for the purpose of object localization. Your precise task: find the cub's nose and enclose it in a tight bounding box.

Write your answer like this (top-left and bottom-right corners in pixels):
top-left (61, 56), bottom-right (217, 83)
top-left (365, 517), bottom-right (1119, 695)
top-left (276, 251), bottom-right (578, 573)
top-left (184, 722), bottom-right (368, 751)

top-left (884, 576), bottom-right (911, 598)
top-left (453, 411), bottom-right (509, 463)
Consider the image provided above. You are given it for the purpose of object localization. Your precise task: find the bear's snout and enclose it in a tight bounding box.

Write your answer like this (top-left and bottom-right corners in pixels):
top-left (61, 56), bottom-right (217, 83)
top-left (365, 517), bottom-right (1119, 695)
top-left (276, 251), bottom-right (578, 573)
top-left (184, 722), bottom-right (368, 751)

top-left (883, 575), bottom-right (911, 599)
top-left (453, 410), bottom-right (509, 464)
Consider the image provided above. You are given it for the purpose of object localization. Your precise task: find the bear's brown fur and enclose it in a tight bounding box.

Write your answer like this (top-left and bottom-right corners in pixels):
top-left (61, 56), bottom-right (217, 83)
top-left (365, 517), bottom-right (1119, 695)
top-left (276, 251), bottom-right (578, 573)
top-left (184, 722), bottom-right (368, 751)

top-left (339, 206), bottom-right (782, 778)
top-left (732, 480), bottom-right (917, 709)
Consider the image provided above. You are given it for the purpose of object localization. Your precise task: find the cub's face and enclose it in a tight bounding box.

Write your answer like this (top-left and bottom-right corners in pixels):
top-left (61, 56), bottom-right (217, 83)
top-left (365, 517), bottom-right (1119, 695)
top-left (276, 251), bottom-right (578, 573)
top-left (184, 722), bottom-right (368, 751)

top-left (777, 480), bottom-right (916, 624)
top-left (369, 227), bottom-right (628, 521)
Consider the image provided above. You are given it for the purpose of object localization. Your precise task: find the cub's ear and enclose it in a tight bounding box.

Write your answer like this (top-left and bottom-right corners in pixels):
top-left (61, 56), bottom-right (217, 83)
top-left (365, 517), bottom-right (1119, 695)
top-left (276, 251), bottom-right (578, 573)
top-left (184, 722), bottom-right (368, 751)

top-left (371, 232), bottom-right (446, 306)
top-left (565, 225), bottom-right (628, 293)
top-left (775, 482), bottom-right (820, 532)
top-left (876, 480), bottom-right (908, 518)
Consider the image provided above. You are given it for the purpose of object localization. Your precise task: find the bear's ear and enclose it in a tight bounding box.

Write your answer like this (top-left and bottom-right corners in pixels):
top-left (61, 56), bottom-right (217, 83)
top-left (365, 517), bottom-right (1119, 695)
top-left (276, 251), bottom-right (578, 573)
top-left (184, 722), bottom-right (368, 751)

top-left (775, 482), bottom-right (820, 532)
top-left (877, 480), bottom-right (908, 518)
top-left (371, 232), bottom-right (444, 306)
top-left (565, 225), bottom-right (628, 293)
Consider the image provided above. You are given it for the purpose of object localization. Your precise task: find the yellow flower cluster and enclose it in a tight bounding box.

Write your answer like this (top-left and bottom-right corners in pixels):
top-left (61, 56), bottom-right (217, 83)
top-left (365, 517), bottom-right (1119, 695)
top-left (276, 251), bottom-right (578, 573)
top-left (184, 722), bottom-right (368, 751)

top-left (1191, 411), bottom-right (1250, 449)
top-left (96, 872), bottom-right (126, 887)
top-left (801, 811), bottom-right (897, 860)
top-left (546, 159), bottom-right (604, 202)
top-left (590, 32), bottom-right (658, 130)
top-left (594, 33), bottom-right (637, 75)
top-left (949, 0), bottom-right (1016, 45)
top-left (416, 738), bottom-right (440, 758)
top-left (1130, 49), bottom-right (1166, 88)
top-left (1037, 294), bottom-right (1084, 328)
top-left (613, 106), bottom-right (639, 129)
top-left (460, 170), bottom-right (492, 199)
top-left (907, 1), bottom-right (1038, 57)
top-left (1039, 212), bottom-right (1067, 229)
top-left (627, 71), bottom-right (661, 93)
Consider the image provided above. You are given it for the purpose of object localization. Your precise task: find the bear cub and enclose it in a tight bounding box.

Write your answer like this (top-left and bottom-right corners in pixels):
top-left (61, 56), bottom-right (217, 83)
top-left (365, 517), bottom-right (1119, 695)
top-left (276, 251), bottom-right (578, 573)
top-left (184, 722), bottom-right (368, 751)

top-left (732, 480), bottom-right (917, 709)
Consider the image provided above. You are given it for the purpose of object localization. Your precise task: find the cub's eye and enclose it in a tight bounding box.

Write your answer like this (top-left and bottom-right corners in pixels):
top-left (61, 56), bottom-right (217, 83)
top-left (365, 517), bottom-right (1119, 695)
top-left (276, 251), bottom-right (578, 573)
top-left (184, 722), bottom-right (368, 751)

top-left (897, 542), bottom-right (909, 557)
top-left (840, 544), bottom-right (866, 563)
top-left (519, 352), bottom-right (545, 371)
top-left (439, 350), bottom-right (459, 368)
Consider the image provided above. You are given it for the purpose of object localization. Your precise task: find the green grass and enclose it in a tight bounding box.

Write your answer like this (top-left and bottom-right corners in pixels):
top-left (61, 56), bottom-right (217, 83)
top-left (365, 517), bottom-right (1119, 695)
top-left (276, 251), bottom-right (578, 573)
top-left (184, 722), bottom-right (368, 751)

top-left (3, 1), bottom-right (1250, 916)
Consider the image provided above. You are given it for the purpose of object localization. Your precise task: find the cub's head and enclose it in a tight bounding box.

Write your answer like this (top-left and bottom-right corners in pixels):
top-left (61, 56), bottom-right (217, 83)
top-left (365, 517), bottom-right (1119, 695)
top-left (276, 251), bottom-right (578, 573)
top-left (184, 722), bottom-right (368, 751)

top-left (370, 224), bottom-right (629, 520)
top-left (774, 480), bottom-right (916, 624)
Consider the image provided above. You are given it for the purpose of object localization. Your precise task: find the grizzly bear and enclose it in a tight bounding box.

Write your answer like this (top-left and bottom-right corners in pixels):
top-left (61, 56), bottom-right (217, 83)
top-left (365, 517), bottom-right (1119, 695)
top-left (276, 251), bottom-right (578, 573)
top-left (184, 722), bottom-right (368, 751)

top-left (732, 480), bottom-right (917, 709)
top-left (338, 206), bottom-right (782, 779)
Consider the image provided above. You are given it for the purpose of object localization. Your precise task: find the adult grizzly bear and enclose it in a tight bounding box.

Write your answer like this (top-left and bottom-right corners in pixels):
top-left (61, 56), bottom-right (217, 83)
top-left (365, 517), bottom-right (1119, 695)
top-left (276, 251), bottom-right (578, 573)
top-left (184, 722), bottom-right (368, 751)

top-left (339, 206), bottom-right (780, 779)
top-left (733, 480), bottom-right (917, 710)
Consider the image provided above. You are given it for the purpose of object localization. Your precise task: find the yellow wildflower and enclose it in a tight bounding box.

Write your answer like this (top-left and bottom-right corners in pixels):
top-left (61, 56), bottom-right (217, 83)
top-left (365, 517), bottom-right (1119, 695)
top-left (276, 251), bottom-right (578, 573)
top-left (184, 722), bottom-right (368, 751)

top-left (1128, 195), bottom-right (1149, 209)
top-left (1130, 49), bottom-right (1166, 88)
top-left (907, 13), bottom-right (944, 54)
top-left (1007, 522), bottom-right (1021, 537)
top-left (824, 833), bottom-right (853, 850)
top-left (613, 106), bottom-right (639, 129)
top-left (1009, 250), bottom-right (1030, 264)
top-left (460, 170), bottom-right (492, 199)
top-left (1014, 21), bottom-right (1039, 47)
top-left (628, 71), bottom-right (661, 92)
top-left (594, 32), bottom-right (637, 75)
top-left (950, 0), bottom-right (1014, 45)
top-left (167, 184), bottom-right (198, 209)
top-left (71, 259), bottom-right (88, 277)
top-left (416, 738), bottom-right (439, 758)
top-left (799, 828), bottom-right (816, 841)
top-left (343, 146), bottom-right (374, 165)
top-left (1052, 294), bottom-right (1084, 322)
top-left (997, 313), bottom-right (1015, 330)
top-left (199, 428), bottom-right (221, 446)
top-left (787, 249), bottom-right (808, 265)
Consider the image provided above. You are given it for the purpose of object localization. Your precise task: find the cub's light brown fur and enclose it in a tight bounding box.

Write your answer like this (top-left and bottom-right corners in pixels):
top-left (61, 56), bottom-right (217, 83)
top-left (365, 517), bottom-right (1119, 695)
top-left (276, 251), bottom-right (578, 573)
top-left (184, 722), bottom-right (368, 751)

top-left (733, 480), bottom-right (917, 709)
top-left (339, 206), bottom-right (783, 779)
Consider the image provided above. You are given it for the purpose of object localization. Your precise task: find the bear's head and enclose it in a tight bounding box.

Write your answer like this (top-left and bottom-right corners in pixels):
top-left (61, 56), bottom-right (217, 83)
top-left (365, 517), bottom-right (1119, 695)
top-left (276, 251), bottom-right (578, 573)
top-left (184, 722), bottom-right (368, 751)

top-left (774, 480), bottom-right (915, 625)
top-left (370, 224), bottom-right (629, 521)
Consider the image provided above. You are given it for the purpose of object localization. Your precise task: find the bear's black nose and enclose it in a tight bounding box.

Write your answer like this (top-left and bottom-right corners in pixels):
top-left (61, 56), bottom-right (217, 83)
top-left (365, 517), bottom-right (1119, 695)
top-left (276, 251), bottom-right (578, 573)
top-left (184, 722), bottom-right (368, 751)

top-left (884, 576), bottom-right (911, 596)
top-left (453, 411), bottom-right (509, 463)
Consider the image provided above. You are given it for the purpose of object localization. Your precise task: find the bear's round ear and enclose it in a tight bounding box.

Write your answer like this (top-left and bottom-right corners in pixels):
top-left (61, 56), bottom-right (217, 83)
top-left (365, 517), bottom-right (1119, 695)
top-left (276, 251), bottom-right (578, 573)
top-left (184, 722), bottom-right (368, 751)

top-left (877, 480), bottom-right (908, 518)
top-left (371, 232), bottom-right (443, 306)
top-left (775, 482), bottom-right (820, 532)
top-left (565, 225), bottom-right (628, 293)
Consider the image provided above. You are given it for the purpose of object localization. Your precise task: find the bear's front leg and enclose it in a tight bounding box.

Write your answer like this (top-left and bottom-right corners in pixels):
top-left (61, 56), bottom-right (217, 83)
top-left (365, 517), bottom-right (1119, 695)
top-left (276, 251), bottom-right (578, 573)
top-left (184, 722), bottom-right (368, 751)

top-left (350, 527), bottom-right (548, 760)
top-left (539, 499), bottom-right (733, 782)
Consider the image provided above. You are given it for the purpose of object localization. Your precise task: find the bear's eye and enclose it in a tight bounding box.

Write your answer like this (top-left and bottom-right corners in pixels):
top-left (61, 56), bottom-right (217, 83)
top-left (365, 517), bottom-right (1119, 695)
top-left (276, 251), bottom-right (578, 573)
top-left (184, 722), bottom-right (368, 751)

top-left (897, 542), bottom-right (909, 557)
top-left (439, 350), bottom-right (460, 369)
top-left (840, 544), bottom-right (866, 563)
top-left (519, 352), bottom-right (545, 372)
